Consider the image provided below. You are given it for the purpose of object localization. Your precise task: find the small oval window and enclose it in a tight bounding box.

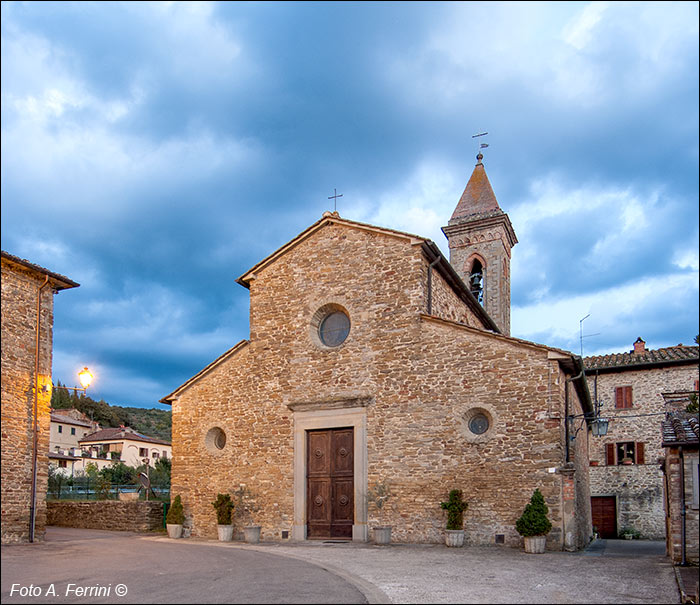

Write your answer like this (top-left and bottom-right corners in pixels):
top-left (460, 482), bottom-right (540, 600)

top-left (468, 413), bottom-right (489, 435)
top-left (319, 311), bottom-right (350, 347)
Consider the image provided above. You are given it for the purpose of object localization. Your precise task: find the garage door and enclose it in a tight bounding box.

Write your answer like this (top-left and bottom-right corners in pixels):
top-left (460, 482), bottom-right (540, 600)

top-left (591, 496), bottom-right (617, 539)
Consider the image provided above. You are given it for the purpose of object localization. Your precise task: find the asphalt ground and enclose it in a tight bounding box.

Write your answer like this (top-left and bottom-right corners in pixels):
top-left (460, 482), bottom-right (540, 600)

top-left (1, 528), bottom-right (681, 604)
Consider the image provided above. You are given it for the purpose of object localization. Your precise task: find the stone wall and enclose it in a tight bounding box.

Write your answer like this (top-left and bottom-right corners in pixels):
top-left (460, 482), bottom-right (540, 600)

top-left (426, 262), bottom-right (482, 328)
top-left (168, 221), bottom-right (589, 549)
top-left (587, 364), bottom-right (698, 539)
top-left (47, 501), bottom-right (164, 532)
top-left (1, 259), bottom-right (55, 543)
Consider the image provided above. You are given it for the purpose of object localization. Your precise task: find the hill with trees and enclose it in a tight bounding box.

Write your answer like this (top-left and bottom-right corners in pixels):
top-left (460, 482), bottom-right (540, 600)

top-left (51, 383), bottom-right (171, 442)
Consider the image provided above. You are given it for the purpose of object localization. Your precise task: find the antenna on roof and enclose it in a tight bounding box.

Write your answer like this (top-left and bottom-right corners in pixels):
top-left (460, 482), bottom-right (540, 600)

top-left (579, 314), bottom-right (601, 357)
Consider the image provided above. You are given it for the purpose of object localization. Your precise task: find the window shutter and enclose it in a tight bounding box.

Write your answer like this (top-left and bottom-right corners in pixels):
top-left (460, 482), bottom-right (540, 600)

top-left (636, 442), bottom-right (645, 465)
top-left (606, 443), bottom-right (615, 466)
top-left (616, 386), bottom-right (633, 408)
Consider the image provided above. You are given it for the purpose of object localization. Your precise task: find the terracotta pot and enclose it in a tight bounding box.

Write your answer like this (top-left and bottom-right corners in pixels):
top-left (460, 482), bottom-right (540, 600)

top-left (445, 529), bottom-right (465, 547)
top-left (217, 525), bottom-right (234, 542)
top-left (523, 535), bottom-right (546, 553)
top-left (166, 524), bottom-right (183, 539)
top-left (373, 526), bottom-right (392, 545)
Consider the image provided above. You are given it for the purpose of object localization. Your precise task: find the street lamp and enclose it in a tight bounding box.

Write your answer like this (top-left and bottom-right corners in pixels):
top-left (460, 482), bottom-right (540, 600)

top-left (53, 366), bottom-right (94, 393)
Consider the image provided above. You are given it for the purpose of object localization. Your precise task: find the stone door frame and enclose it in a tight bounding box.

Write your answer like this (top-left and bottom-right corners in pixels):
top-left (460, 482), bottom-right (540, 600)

top-left (288, 400), bottom-right (369, 542)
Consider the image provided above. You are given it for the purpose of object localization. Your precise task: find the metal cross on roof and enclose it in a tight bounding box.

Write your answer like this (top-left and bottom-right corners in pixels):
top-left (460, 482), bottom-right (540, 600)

top-left (328, 188), bottom-right (343, 212)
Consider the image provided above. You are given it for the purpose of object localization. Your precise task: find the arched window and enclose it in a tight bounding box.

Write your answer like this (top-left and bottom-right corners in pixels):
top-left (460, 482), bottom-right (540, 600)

top-left (469, 259), bottom-right (484, 304)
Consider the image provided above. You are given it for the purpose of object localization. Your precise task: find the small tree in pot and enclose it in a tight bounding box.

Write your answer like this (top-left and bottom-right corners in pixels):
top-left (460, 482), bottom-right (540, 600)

top-left (212, 493), bottom-right (235, 542)
top-left (515, 488), bottom-right (552, 553)
top-left (440, 489), bottom-right (468, 547)
top-left (166, 494), bottom-right (185, 538)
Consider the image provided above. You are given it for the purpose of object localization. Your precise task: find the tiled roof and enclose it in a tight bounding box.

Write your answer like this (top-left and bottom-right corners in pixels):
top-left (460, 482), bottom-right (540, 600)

top-left (1, 250), bottom-right (79, 289)
top-left (449, 158), bottom-right (501, 223)
top-left (80, 427), bottom-right (170, 446)
top-left (662, 414), bottom-right (699, 446)
top-left (50, 412), bottom-right (93, 428)
top-left (49, 451), bottom-right (81, 461)
top-left (584, 344), bottom-right (698, 371)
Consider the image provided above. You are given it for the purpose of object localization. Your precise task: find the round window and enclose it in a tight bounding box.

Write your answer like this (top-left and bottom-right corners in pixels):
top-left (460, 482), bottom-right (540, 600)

top-left (318, 310), bottom-right (350, 347)
top-left (205, 427), bottom-right (227, 452)
top-left (468, 413), bottom-right (489, 435)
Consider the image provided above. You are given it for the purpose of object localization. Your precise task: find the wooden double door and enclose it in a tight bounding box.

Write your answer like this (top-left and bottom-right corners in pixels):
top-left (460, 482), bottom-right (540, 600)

top-left (307, 428), bottom-right (354, 540)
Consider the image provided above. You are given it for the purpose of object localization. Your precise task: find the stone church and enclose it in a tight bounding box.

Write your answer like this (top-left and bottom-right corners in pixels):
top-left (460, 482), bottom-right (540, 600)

top-left (162, 153), bottom-right (594, 550)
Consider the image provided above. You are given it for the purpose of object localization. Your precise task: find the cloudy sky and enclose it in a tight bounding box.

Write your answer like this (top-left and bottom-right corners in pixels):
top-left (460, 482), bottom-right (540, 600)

top-left (2, 1), bottom-right (698, 410)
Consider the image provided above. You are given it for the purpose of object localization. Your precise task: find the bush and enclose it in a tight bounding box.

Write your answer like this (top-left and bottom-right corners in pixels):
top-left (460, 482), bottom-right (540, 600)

top-left (166, 495), bottom-right (185, 525)
top-left (516, 489), bottom-right (552, 537)
top-left (212, 493), bottom-right (234, 525)
top-left (440, 489), bottom-right (468, 530)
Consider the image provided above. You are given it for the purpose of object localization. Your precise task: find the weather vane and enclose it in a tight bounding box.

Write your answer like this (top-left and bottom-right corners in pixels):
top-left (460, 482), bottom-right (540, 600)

top-left (328, 188), bottom-right (343, 212)
top-left (472, 131), bottom-right (489, 159)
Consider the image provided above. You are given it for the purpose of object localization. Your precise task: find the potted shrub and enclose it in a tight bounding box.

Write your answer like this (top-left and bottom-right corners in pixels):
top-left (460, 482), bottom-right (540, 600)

top-left (367, 481), bottom-right (392, 545)
top-left (166, 495), bottom-right (185, 538)
top-left (621, 457), bottom-right (633, 466)
top-left (619, 527), bottom-right (640, 540)
top-left (515, 488), bottom-right (552, 553)
top-left (440, 489), bottom-right (468, 547)
top-left (212, 493), bottom-right (235, 542)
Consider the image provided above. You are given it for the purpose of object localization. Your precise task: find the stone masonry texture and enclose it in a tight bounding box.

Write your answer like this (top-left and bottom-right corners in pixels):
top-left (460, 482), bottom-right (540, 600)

top-left (1, 259), bottom-right (55, 543)
top-left (586, 362), bottom-right (699, 539)
top-left (167, 219), bottom-right (591, 551)
top-left (46, 501), bottom-right (164, 532)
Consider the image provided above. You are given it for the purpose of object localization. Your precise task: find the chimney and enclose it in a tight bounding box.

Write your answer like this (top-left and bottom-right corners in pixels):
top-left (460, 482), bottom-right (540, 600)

top-left (633, 337), bottom-right (646, 354)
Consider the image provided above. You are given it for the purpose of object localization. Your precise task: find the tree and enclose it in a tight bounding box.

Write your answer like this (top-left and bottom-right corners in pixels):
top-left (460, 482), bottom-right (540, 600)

top-left (516, 489), bottom-right (552, 537)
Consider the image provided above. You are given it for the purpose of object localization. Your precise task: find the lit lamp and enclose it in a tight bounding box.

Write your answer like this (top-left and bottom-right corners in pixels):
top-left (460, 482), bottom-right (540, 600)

top-left (78, 367), bottom-right (93, 390)
top-left (52, 366), bottom-right (94, 393)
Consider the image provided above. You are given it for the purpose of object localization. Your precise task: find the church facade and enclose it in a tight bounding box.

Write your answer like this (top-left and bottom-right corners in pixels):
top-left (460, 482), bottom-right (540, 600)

top-left (162, 157), bottom-right (594, 550)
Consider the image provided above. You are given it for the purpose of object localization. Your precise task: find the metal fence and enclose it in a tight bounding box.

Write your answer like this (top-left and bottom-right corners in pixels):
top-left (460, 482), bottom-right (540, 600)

top-left (47, 484), bottom-right (170, 501)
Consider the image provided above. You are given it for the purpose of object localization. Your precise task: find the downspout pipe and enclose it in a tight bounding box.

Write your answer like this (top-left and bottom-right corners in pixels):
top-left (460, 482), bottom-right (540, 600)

top-left (30, 274), bottom-right (50, 543)
top-left (426, 257), bottom-right (441, 315)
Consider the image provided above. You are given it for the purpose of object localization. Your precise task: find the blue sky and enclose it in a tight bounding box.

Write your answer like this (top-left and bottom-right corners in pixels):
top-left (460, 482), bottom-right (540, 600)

top-left (2, 1), bottom-right (698, 409)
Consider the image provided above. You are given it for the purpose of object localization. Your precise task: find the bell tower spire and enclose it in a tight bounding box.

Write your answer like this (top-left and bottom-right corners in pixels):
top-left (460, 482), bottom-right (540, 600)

top-left (442, 151), bottom-right (517, 335)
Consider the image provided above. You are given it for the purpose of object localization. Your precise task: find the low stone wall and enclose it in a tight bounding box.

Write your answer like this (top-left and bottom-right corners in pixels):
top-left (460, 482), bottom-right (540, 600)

top-left (47, 501), bottom-right (164, 532)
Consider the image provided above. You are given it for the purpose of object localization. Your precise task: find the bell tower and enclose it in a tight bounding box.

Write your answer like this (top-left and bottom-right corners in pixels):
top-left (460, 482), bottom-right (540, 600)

top-left (442, 152), bottom-right (517, 335)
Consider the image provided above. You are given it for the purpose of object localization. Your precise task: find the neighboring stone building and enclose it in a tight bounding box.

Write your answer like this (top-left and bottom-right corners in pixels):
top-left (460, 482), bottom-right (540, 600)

top-left (584, 338), bottom-right (699, 539)
top-left (662, 412), bottom-right (699, 564)
top-left (162, 156), bottom-right (595, 550)
top-left (1, 251), bottom-right (79, 543)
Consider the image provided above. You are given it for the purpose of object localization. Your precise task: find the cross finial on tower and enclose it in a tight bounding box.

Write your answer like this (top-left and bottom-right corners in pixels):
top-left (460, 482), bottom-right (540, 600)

top-left (328, 188), bottom-right (343, 213)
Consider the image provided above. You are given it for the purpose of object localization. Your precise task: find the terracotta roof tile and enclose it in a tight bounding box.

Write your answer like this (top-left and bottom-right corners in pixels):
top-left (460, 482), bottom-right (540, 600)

top-left (584, 344), bottom-right (698, 371)
top-left (80, 426), bottom-right (170, 446)
top-left (662, 414), bottom-right (699, 446)
top-left (449, 160), bottom-right (502, 223)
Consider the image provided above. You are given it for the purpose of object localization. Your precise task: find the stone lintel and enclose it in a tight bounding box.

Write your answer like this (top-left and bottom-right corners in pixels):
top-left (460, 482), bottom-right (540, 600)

top-left (286, 396), bottom-right (374, 412)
